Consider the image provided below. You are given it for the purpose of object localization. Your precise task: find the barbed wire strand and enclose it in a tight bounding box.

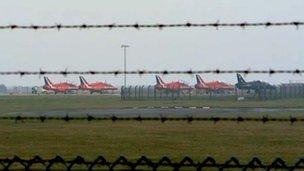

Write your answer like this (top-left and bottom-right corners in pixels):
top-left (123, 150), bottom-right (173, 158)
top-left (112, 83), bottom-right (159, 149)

top-left (0, 69), bottom-right (303, 76)
top-left (0, 155), bottom-right (303, 170)
top-left (0, 21), bottom-right (303, 31)
top-left (4, 115), bottom-right (304, 124)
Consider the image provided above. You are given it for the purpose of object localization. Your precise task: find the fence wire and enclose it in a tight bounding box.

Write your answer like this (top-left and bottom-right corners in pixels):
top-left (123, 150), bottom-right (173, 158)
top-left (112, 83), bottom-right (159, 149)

top-left (0, 21), bottom-right (303, 31)
top-left (0, 155), bottom-right (303, 170)
top-left (0, 69), bottom-right (303, 76)
top-left (3, 115), bottom-right (304, 124)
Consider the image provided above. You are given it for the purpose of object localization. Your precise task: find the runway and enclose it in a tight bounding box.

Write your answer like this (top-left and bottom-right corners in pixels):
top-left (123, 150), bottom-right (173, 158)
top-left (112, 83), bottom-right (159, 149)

top-left (7, 107), bottom-right (304, 118)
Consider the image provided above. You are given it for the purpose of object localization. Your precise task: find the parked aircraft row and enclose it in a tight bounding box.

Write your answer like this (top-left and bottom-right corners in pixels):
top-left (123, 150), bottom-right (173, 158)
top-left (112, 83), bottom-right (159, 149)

top-left (155, 74), bottom-right (275, 92)
top-left (42, 74), bottom-right (275, 94)
top-left (43, 76), bottom-right (117, 94)
top-left (155, 75), bottom-right (234, 91)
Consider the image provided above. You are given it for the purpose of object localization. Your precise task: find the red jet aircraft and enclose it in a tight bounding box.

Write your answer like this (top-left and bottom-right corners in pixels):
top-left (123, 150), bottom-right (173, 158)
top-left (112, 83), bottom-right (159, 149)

top-left (78, 76), bottom-right (117, 94)
top-left (43, 77), bottom-right (78, 94)
top-left (194, 75), bottom-right (234, 91)
top-left (155, 75), bottom-right (192, 91)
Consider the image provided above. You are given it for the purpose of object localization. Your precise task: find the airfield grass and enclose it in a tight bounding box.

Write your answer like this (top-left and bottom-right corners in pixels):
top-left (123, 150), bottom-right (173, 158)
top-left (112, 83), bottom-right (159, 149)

top-left (0, 95), bottom-right (303, 169)
top-left (0, 120), bottom-right (303, 164)
top-left (0, 95), bottom-right (304, 114)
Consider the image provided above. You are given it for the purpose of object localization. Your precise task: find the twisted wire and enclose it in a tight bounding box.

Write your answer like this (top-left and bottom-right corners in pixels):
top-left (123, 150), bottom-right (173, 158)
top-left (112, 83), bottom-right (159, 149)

top-left (0, 21), bottom-right (303, 31)
top-left (0, 155), bottom-right (303, 170)
top-left (0, 69), bottom-right (303, 76)
top-left (5, 115), bottom-right (304, 124)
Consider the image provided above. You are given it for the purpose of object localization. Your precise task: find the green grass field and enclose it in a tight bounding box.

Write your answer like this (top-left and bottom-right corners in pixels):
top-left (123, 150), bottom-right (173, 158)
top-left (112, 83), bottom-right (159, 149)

top-left (0, 95), bottom-right (303, 169)
top-left (0, 95), bottom-right (304, 114)
top-left (0, 120), bottom-right (303, 164)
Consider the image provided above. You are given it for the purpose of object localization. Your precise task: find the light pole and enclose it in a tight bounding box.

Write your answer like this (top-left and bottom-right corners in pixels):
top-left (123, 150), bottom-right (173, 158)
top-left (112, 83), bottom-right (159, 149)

top-left (121, 45), bottom-right (129, 87)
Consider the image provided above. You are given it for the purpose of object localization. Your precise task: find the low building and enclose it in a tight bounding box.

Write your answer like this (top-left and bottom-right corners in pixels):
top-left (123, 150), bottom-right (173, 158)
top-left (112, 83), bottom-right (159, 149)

top-left (7, 86), bottom-right (32, 94)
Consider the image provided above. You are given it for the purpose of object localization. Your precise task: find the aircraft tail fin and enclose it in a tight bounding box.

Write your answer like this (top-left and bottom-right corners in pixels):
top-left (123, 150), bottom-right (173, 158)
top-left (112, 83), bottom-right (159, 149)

top-left (155, 75), bottom-right (165, 86)
top-left (79, 76), bottom-right (89, 87)
top-left (196, 75), bottom-right (205, 85)
top-left (44, 77), bottom-right (53, 86)
top-left (237, 73), bottom-right (246, 84)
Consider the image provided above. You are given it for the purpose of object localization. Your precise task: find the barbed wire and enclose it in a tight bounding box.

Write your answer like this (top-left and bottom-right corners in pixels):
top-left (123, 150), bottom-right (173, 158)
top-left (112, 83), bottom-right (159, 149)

top-left (0, 21), bottom-right (303, 31)
top-left (0, 155), bottom-right (303, 170)
top-left (4, 115), bottom-right (304, 124)
top-left (0, 69), bottom-right (303, 76)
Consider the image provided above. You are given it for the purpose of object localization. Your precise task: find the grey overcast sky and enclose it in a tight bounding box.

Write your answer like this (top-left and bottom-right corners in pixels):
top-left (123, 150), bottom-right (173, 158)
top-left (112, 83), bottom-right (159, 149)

top-left (0, 0), bottom-right (304, 86)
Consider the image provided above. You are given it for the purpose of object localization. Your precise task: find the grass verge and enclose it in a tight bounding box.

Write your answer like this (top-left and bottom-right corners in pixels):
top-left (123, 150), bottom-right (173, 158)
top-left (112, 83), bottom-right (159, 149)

top-left (0, 120), bottom-right (303, 163)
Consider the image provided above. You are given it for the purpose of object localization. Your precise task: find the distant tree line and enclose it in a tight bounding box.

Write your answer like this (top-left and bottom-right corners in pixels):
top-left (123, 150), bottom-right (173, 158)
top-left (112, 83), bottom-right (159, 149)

top-left (0, 84), bottom-right (7, 93)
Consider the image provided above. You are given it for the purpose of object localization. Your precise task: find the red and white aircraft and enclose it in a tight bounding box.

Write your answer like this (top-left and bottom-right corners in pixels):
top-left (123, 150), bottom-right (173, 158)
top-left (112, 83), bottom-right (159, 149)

top-left (194, 75), bottom-right (234, 91)
top-left (155, 75), bottom-right (192, 91)
top-left (78, 76), bottom-right (117, 94)
top-left (43, 77), bottom-right (78, 94)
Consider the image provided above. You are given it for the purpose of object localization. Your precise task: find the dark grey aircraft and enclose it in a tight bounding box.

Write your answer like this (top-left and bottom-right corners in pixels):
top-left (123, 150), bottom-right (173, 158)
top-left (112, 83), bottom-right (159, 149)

top-left (235, 73), bottom-right (276, 92)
